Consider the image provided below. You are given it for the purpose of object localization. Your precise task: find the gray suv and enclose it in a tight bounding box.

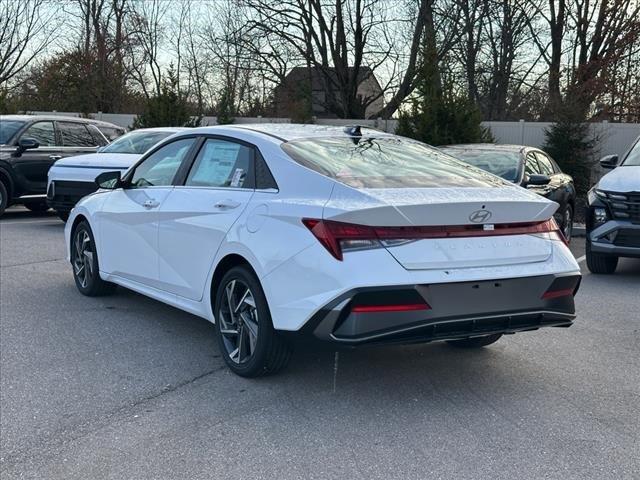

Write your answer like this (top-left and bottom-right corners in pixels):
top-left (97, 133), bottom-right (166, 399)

top-left (585, 134), bottom-right (640, 273)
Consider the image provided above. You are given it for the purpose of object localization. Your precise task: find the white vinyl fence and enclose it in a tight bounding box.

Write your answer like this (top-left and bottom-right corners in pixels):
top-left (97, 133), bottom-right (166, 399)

top-left (25, 111), bottom-right (639, 161)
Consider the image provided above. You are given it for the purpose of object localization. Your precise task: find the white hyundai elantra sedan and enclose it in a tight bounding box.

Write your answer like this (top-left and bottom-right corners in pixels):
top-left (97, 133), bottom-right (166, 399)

top-left (65, 124), bottom-right (581, 376)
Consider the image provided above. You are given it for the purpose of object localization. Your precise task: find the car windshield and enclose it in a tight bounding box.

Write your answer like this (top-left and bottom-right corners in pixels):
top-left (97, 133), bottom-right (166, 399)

top-left (281, 137), bottom-right (505, 189)
top-left (622, 138), bottom-right (640, 166)
top-left (0, 120), bottom-right (26, 144)
top-left (440, 148), bottom-right (521, 182)
top-left (101, 131), bottom-right (172, 154)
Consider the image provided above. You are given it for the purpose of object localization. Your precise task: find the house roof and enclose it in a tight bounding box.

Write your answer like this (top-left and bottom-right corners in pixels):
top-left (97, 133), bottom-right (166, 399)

top-left (278, 66), bottom-right (382, 92)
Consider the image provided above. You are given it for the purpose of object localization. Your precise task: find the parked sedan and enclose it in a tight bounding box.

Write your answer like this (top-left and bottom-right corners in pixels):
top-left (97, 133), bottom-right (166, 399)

top-left (47, 127), bottom-right (187, 221)
top-left (439, 144), bottom-right (576, 241)
top-left (65, 125), bottom-right (580, 377)
top-left (0, 115), bottom-right (122, 216)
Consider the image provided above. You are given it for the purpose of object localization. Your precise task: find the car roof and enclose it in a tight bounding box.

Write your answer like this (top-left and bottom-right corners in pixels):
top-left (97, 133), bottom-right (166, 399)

top-left (126, 127), bottom-right (189, 134)
top-left (0, 114), bottom-right (121, 128)
top-left (191, 123), bottom-right (393, 142)
top-left (441, 143), bottom-right (529, 153)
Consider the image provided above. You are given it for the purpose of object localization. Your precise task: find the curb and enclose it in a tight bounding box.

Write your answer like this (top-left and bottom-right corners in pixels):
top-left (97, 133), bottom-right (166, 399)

top-left (573, 223), bottom-right (586, 237)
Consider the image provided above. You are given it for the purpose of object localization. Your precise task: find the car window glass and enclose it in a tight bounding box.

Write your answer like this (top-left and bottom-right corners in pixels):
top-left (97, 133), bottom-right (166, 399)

top-left (130, 138), bottom-right (195, 188)
top-left (22, 121), bottom-right (56, 146)
top-left (535, 152), bottom-right (554, 176)
top-left (102, 131), bottom-right (173, 154)
top-left (186, 139), bottom-right (252, 188)
top-left (87, 124), bottom-right (108, 146)
top-left (0, 120), bottom-right (26, 144)
top-left (623, 137), bottom-right (640, 166)
top-left (281, 137), bottom-right (506, 189)
top-left (524, 153), bottom-right (541, 175)
top-left (440, 148), bottom-right (520, 182)
top-left (59, 122), bottom-right (97, 147)
top-left (97, 125), bottom-right (125, 141)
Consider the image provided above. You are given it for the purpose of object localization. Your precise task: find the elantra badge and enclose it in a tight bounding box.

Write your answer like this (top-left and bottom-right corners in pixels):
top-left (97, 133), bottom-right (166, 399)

top-left (469, 209), bottom-right (492, 223)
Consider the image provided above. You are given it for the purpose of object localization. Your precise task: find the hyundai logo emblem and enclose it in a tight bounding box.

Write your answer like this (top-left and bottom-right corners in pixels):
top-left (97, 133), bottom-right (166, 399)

top-left (469, 209), bottom-right (492, 223)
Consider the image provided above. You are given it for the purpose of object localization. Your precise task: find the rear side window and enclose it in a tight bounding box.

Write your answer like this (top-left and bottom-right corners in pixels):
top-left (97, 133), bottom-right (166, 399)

top-left (281, 137), bottom-right (505, 189)
top-left (59, 122), bottom-right (97, 147)
top-left (21, 121), bottom-right (56, 146)
top-left (535, 152), bottom-right (555, 176)
top-left (186, 139), bottom-right (253, 188)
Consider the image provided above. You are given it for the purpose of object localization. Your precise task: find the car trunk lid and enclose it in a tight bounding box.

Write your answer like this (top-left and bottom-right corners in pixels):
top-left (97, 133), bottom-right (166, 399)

top-left (323, 185), bottom-right (558, 270)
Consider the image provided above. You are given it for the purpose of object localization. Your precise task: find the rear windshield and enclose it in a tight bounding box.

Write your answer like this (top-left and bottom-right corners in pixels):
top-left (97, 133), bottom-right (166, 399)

top-left (102, 131), bottom-right (173, 154)
top-left (281, 137), bottom-right (506, 189)
top-left (440, 148), bottom-right (521, 182)
top-left (0, 120), bottom-right (25, 144)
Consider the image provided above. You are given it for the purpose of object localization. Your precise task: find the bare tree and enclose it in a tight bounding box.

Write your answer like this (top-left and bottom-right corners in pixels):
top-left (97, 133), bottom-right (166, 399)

top-left (0, 0), bottom-right (58, 86)
top-left (530, 0), bottom-right (640, 118)
top-left (128, 0), bottom-right (168, 97)
top-left (241, 0), bottom-right (453, 118)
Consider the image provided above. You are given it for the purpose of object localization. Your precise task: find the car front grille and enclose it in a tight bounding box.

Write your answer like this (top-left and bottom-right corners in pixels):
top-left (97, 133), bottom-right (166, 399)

top-left (47, 181), bottom-right (97, 211)
top-left (614, 229), bottom-right (640, 248)
top-left (600, 191), bottom-right (640, 223)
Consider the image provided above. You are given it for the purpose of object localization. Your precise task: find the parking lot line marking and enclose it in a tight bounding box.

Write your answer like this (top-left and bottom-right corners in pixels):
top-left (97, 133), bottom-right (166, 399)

top-left (576, 255), bottom-right (586, 263)
top-left (0, 219), bottom-right (60, 225)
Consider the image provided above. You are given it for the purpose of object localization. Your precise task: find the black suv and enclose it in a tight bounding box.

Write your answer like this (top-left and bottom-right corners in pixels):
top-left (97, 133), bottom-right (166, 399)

top-left (0, 115), bottom-right (123, 216)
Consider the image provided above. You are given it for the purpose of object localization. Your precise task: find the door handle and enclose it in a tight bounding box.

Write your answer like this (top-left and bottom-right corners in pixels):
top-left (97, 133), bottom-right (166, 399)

top-left (49, 155), bottom-right (62, 161)
top-left (214, 199), bottom-right (241, 210)
top-left (143, 199), bottom-right (160, 209)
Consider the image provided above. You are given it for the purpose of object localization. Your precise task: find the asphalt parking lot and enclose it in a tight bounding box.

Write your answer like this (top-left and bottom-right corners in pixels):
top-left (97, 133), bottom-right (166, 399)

top-left (1, 207), bottom-right (638, 480)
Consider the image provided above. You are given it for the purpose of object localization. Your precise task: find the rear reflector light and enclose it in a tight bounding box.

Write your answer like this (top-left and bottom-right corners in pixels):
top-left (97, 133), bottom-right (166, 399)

top-left (351, 303), bottom-right (431, 313)
top-left (541, 288), bottom-right (575, 300)
top-left (302, 218), bottom-right (564, 260)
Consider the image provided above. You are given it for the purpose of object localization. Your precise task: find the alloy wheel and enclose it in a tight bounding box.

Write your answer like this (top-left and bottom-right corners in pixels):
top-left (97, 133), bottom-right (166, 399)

top-left (73, 230), bottom-right (94, 288)
top-left (218, 279), bottom-right (260, 364)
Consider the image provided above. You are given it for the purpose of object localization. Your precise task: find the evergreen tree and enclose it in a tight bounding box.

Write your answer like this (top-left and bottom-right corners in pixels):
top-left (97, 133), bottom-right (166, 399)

top-left (216, 86), bottom-right (235, 125)
top-left (543, 105), bottom-right (596, 196)
top-left (396, 29), bottom-right (490, 145)
top-left (132, 68), bottom-right (192, 128)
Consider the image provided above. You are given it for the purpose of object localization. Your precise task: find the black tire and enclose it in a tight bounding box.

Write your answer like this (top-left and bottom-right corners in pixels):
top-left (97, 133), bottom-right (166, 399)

top-left (214, 265), bottom-right (292, 377)
top-left (57, 211), bottom-right (70, 222)
top-left (447, 333), bottom-right (502, 348)
top-left (586, 241), bottom-right (618, 274)
top-left (71, 221), bottom-right (116, 296)
top-left (24, 201), bottom-right (49, 212)
top-left (0, 181), bottom-right (7, 217)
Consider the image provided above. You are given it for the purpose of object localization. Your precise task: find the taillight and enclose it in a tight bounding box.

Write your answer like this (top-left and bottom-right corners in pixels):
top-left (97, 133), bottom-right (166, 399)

top-left (301, 218), bottom-right (380, 260)
top-left (351, 302), bottom-right (431, 313)
top-left (302, 218), bottom-right (564, 260)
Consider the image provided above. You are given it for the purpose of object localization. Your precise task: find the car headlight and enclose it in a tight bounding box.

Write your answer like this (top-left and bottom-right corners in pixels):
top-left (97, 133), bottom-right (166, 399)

top-left (594, 189), bottom-right (607, 199)
top-left (593, 207), bottom-right (608, 226)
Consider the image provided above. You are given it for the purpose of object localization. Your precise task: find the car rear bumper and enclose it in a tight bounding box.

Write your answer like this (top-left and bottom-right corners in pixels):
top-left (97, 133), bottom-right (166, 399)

top-left (588, 220), bottom-right (640, 258)
top-left (290, 273), bottom-right (580, 346)
top-left (47, 180), bottom-right (97, 212)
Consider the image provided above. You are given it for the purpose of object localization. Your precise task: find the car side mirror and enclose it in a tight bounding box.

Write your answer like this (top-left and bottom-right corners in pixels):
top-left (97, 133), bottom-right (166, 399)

top-left (525, 174), bottom-right (551, 186)
top-left (599, 154), bottom-right (618, 169)
top-left (15, 137), bottom-right (40, 155)
top-left (95, 170), bottom-right (122, 189)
